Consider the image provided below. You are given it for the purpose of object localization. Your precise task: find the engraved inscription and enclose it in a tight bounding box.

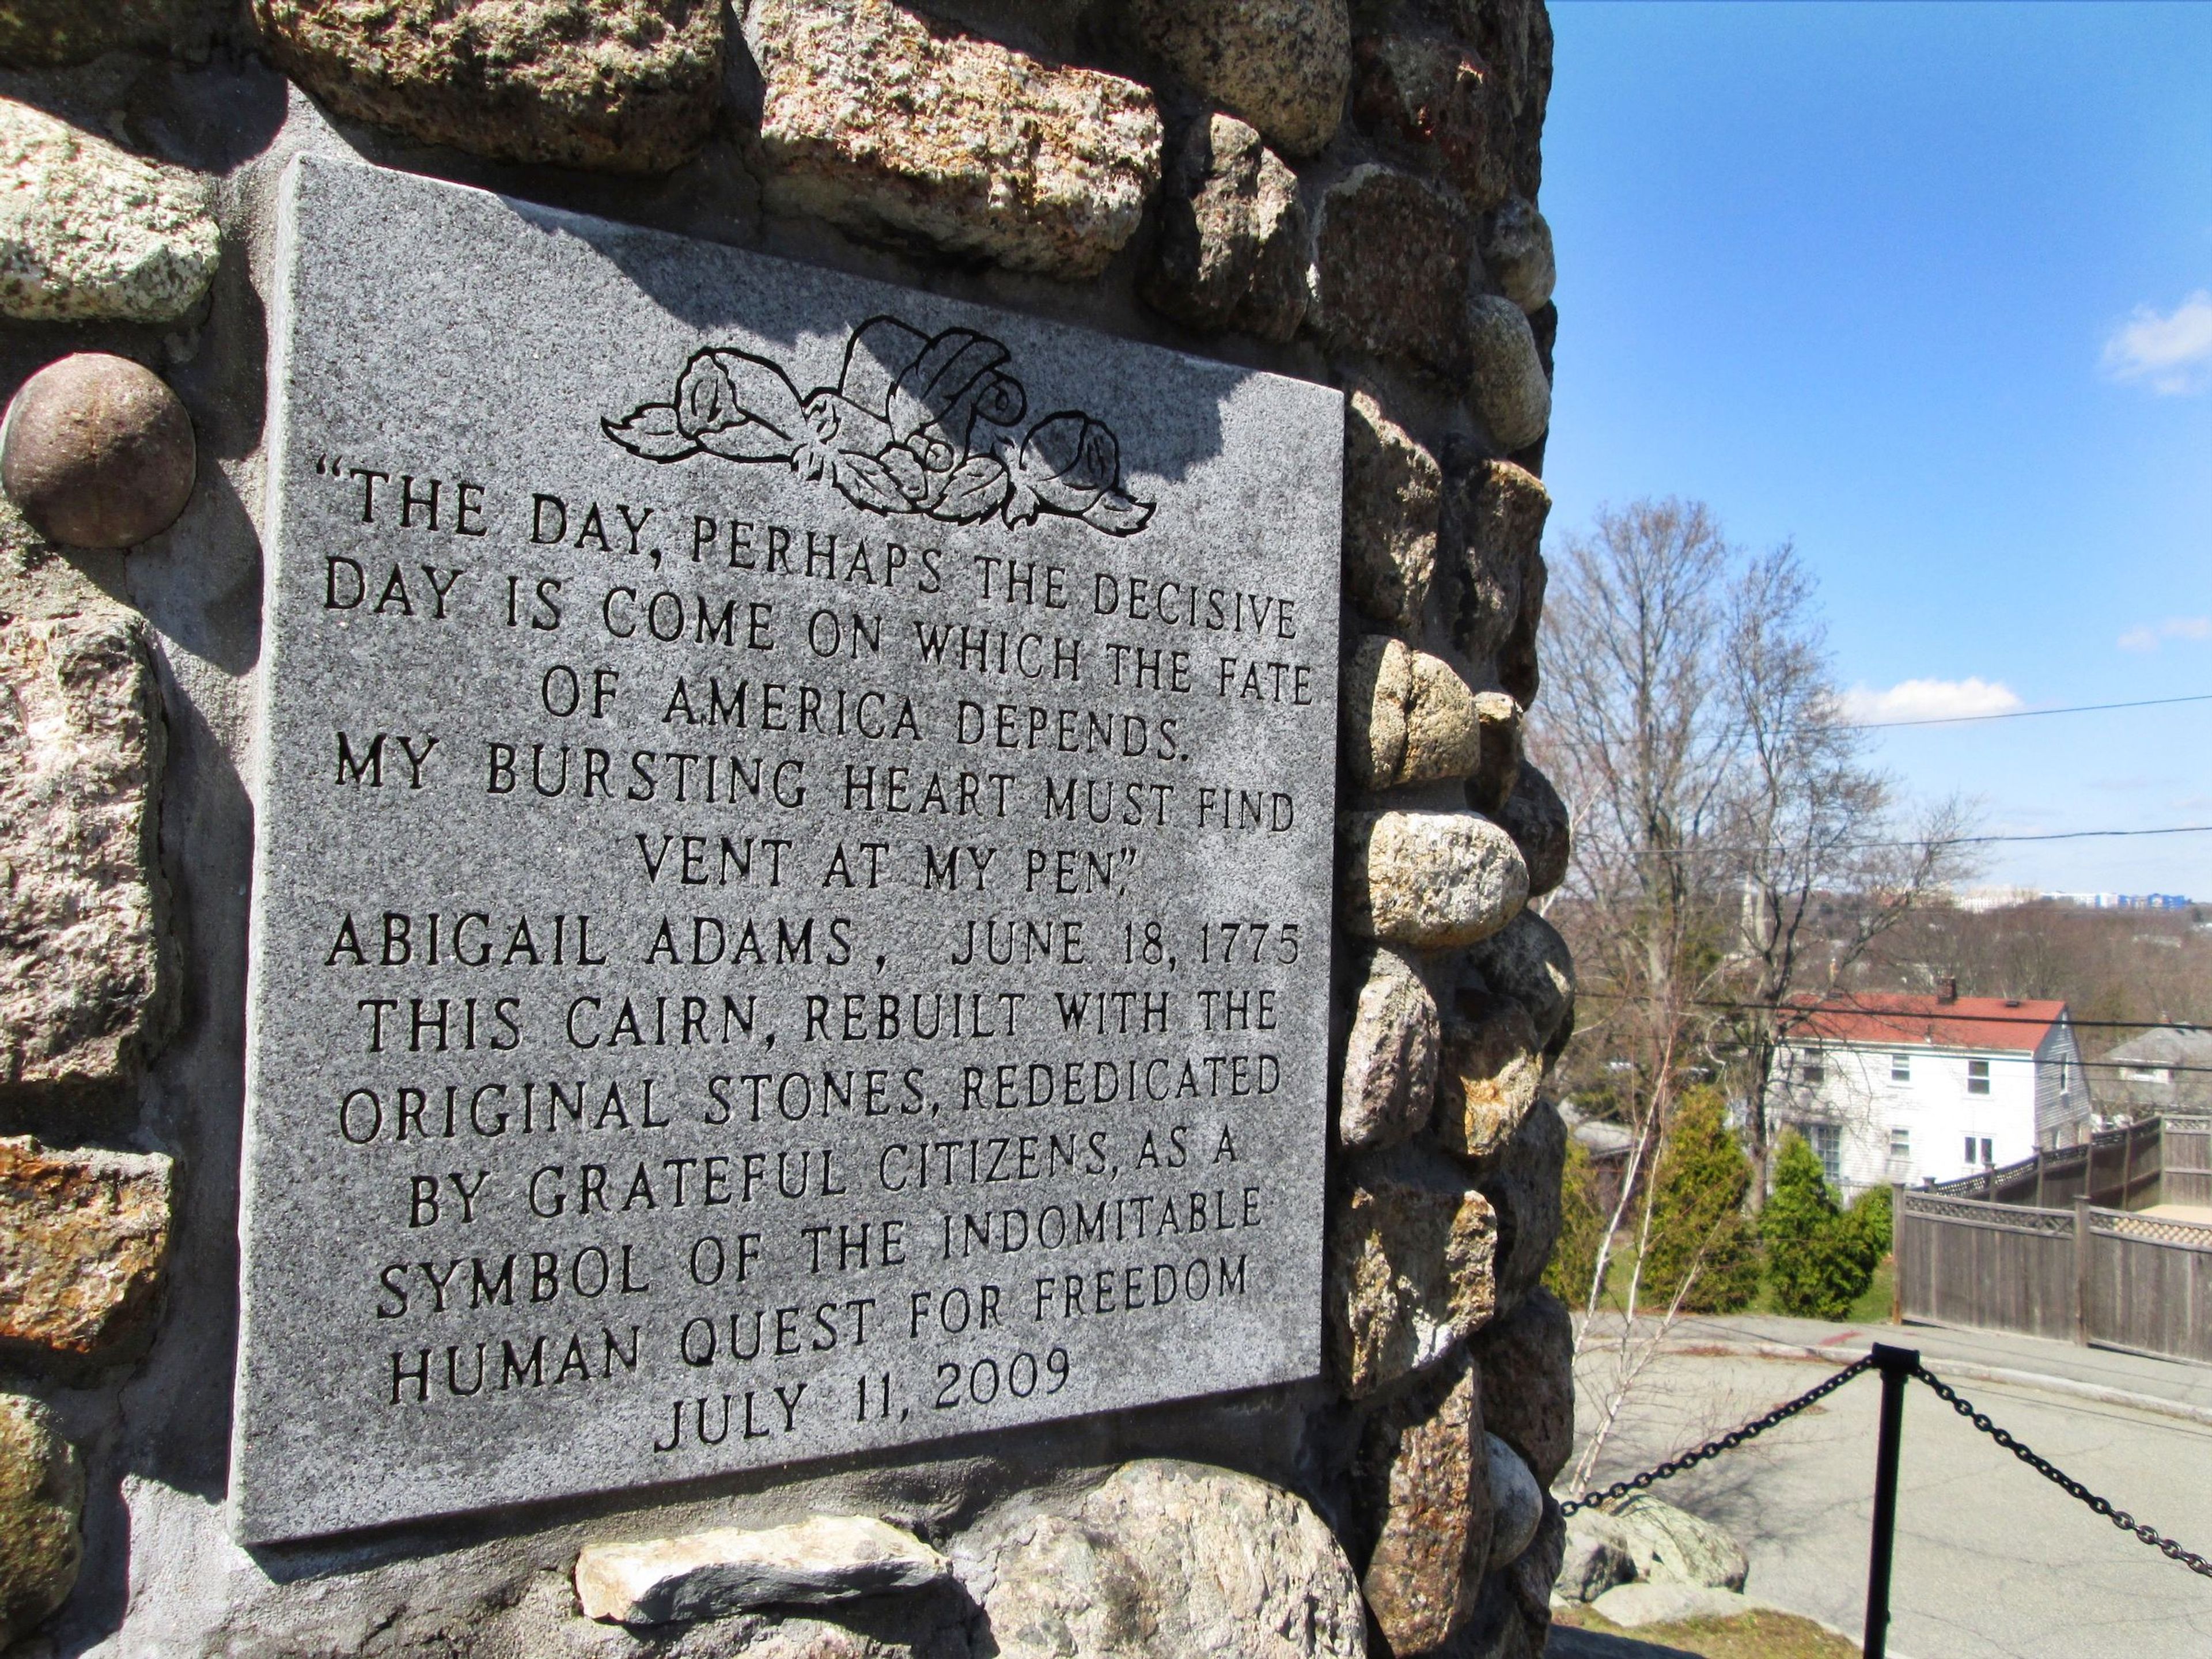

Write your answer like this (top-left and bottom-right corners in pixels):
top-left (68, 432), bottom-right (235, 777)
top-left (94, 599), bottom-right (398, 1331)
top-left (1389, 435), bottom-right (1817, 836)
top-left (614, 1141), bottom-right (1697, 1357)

top-left (232, 157), bottom-right (1342, 1543)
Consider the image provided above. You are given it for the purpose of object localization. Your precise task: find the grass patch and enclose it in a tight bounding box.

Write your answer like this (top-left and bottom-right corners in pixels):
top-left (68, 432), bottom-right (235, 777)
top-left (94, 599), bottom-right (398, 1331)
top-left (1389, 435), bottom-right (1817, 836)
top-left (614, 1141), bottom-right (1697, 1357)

top-left (1553, 1603), bottom-right (1860, 1658)
top-left (1577, 1250), bottom-right (1897, 1326)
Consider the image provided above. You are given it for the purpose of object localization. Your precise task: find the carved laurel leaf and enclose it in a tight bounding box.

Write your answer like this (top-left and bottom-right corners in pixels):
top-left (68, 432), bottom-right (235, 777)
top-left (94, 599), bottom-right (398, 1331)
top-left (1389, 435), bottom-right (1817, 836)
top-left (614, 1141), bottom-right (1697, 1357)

top-left (933, 456), bottom-right (1012, 524)
top-left (602, 404), bottom-right (699, 461)
top-left (1081, 489), bottom-right (1156, 536)
top-left (832, 452), bottom-right (916, 514)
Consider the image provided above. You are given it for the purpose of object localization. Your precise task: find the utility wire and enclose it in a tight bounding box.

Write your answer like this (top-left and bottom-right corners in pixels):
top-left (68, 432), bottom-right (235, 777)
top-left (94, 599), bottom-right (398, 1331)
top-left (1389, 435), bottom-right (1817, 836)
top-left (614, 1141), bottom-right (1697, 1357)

top-left (1841, 691), bottom-right (2212, 731)
top-left (1572, 988), bottom-right (2212, 1036)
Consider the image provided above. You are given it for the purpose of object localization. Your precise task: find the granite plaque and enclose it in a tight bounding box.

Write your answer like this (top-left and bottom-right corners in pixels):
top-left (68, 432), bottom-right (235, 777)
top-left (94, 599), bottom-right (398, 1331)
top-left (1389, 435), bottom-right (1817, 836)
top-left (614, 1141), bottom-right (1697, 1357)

top-left (233, 156), bottom-right (1343, 1543)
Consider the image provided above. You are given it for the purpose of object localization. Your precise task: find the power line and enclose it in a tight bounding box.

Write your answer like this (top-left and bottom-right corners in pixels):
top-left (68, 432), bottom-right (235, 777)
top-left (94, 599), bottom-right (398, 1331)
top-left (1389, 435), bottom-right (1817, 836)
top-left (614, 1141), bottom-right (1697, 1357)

top-left (1842, 691), bottom-right (2212, 731)
top-left (1572, 988), bottom-right (2212, 1036)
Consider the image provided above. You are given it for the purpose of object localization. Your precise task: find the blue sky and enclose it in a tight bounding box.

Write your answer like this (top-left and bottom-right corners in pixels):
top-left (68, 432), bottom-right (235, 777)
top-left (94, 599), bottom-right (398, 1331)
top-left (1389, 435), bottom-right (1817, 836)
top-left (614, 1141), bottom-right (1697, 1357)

top-left (1539, 3), bottom-right (2212, 896)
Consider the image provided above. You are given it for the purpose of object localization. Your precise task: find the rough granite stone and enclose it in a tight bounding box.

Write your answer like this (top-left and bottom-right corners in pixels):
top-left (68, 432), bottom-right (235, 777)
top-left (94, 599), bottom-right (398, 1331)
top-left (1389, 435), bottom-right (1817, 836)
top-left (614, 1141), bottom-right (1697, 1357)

top-left (1345, 635), bottom-right (1483, 791)
top-left (1463, 294), bottom-right (1549, 450)
top-left (1506, 1495), bottom-right (1563, 1628)
top-left (237, 156), bottom-right (1343, 1543)
top-left (1463, 908), bottom-right (1572, 1055)
top-left (0, 0), bottom-right (179, 66)
top-left (255, 0), bottom-right (724, 172)
top-left (1361, 1361), bottom-right (1493, 1655)
top-left (0, 607), bottom-right (168, 1108)
top-left (1343, 389), bottom-right (1440, 635)
top-left (1471, 1286), bottom-right (1570, 1486)
top-left (576, 1516), bottom-right (950, 1624)
top-left (1483, 1435), bottom-right (1540, 1569)
top-left (1480, 197), bottom-right (1553, 313)
top-left (1340, 809), bottom-right (1528, 950)
top-left (0, 1393), bottom-right (81, 1649)
top-left (1313, 166), bottom-right (1474, 378)
top-left (1444, 455), bottom-right (1548, 672)
top-left (0, 99), bottom-right (217, 323)
top-left (1434, 987), bottom-right (1539, 1162)
top-left (1340, 944), bottom-right (1439, 1152)
top-left (1140, 113), bottom-right (1308, 342)
top-left (1350, 31), bottom-right (1510, 211)
top-left (1497, 542), bottom-right (1544, 707)
top-left (1330, 1143), bottom-right (1497, 1398)
top-left (1131, 0), bottom-right (1350, 160)
top-left (747, 0), bottom-right (1161, 279)
top-left (1465, 690), bottom-right (1521, 815)
top-left (1588, 1582), bottom-right (1759, 1630)
top-left (1459, 1096), bottom-right (1563, 1309)
top-left (1599, 1494), bottom-right (1749, 1592)
top-left (1488, 758), bottom-right (1566, 897)
top-left (3, 354), bottom-right (198, 549)
top-left (975, 1460), bottom-right (1366, 1659)
top-left (1448, 0), bottom-right (1551, 204)
top-left (0, 1135), bottom-right (173, 1361)
top-left (1555, 1512), bottom-right (1635, 1604)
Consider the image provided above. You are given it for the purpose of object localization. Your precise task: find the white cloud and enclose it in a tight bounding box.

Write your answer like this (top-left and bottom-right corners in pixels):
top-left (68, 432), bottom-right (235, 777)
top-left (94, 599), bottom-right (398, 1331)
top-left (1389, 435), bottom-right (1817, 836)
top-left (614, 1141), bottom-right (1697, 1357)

top-left (1840, 676), bottom-right (2024, 725)
top-left (2117, 616), bottom-right (2211, 652)
top-left (2103, 291), bottom-right (2212, 394)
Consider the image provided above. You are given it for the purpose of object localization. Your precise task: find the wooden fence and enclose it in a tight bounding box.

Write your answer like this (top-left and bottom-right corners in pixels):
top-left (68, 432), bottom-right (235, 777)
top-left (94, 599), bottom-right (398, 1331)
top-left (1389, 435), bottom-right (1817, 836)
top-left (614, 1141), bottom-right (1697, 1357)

top-left (1926, 1113), bottom-right (2212, 1211)
top-left (1897, 1188), bottom-right (2212, 1363)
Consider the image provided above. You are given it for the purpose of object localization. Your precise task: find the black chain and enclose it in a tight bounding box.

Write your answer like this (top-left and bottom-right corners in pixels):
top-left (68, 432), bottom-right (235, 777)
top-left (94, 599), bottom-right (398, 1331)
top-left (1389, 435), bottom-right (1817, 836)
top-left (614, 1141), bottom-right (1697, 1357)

top-left (1559, 1354), bottom-right (1874, 1516)
top-left (1909, 1363), bottom-right (2212, 1579)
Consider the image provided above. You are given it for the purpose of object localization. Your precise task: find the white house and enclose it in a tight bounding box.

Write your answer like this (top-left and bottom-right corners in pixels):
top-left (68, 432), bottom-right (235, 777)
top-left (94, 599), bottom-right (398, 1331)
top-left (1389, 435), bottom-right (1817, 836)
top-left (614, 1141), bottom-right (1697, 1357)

top-left (1770, 990), bottom-right (2086, 1196)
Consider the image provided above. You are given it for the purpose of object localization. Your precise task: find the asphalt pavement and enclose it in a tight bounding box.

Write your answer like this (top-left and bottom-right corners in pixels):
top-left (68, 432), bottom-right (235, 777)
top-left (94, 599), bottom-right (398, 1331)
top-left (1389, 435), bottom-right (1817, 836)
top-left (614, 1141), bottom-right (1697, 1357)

top-left (1569, 1313), bottom-right (2212, 1658)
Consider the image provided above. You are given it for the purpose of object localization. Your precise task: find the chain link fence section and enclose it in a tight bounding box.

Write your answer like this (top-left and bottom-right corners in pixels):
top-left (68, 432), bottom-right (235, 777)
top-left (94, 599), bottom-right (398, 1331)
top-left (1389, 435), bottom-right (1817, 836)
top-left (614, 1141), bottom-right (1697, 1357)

top-left (1909, 1362), bottom-right (2212, 1579)
top-left (1559, 1354), bottom-right (1874, 1516)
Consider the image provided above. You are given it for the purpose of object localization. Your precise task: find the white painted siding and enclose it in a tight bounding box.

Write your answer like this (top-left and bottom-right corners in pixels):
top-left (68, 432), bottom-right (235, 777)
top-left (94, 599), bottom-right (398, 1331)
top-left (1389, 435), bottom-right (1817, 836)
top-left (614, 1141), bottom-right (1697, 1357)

top-left (1771, 1037), bottom-right (2048, 1197)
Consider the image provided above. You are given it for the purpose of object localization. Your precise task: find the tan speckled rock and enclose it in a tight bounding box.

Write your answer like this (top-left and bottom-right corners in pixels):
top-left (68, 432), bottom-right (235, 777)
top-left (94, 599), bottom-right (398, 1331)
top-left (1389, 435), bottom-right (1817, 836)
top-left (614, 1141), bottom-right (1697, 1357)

top-left (1446, 453), bottom-right (1549, 671)
top-left (747, 0), bottom-right (1161, 280)
top-left (1435, 987), bottom-right (1540, 1161)
top-left (1330, 1143), bottom-right (1497, 1397)
top-left (1361, 1361), bottom-right (1492, 1653)
top-left (254, 0), bottom-right (723, 172)
top-left (1474, 1286), bottom-right (1572, 1486)
top-left (0, 0), bottom-right (173, 67)
top-left (0, 1137), bottom-right (172, 1361)
top-left (1342, 389), bottom-right (1440, 636)
top-left (1341, 809), bottom-right (1527, 950)
top-left (1350, 29), bottom-right (1511, 210)
top-left (0, 1393), bottom-right (81, 1649)
top-left (1482, 195), bottom-right (1554, 313)
top-left (1491, 755), bottom-right (1567, 897)
top-left (1344, 635), bottom-right (1483, 791)
top-left (0, 609), bottom-right (170, 1108)
top-left (1313, 166), bottom-right (1475, 376)
top-left (1140, 113), bottom-right (1307, 341)
top-left (1340, 944), bottom-right (1438, 1152)
top-left (977, 1460), bottom-right (1365, 1659)
top-left (1467, 687), bottom-right (1523, 815)
top-left (1465, 907), bottom-right (1573, 1056)
top-left (1465, 292), bottom-right (1550, 449)
top-left (0, 99), bottom-right (216, 323)
top-left (1131, 0), bottom-right (1349, 160)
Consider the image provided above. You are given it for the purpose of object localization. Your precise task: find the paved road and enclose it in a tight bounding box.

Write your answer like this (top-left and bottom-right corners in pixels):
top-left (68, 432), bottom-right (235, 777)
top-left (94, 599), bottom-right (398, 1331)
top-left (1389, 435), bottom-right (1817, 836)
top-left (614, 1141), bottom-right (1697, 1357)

top-left (1569, 1315), bottom-right (2212, 1658)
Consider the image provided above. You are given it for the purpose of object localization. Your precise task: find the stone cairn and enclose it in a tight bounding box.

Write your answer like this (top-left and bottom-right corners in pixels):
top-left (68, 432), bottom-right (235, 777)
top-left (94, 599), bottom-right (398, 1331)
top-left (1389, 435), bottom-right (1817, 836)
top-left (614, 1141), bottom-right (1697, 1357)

top-left (0, 0), bottom-right (1574, 1653)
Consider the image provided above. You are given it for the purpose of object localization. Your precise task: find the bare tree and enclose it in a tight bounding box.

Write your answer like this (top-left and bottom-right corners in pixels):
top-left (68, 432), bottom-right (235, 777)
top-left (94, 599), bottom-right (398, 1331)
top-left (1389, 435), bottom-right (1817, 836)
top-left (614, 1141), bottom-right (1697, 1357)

top-left (1715, 546), bottom-right (1978, 1192)
top-left (1532, 499), bottom-right (1975, 1433)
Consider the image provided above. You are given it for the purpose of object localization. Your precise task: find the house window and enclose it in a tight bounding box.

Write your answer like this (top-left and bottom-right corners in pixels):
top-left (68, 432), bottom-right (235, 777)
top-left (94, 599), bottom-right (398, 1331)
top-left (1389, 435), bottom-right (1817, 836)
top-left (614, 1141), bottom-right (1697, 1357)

top-left (1800, 1048), bottom-right (1825, 1086)
top-left (1964, 1135), bottom-right (1976, 1164)
top-left (1891, 1054), bottom-right (1911, 1083)
top-left (1982, 1136), bottom-right (1994, 1165)
top-left (1889, 1127), bottom-right (1911, 1160)
top-left (1808, 1123), bottom-right (1843, 1188)
top-left (1967, 1058), bottom-right (1991, 1096)
top-left (2059, 1058), bottom-right (2070, 1097)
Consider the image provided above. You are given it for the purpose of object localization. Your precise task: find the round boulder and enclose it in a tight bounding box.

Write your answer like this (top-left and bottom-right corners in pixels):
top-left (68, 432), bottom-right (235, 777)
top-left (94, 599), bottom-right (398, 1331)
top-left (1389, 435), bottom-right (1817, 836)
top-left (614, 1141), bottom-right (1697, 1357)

top-left (3, 354), bottom-right (195, 548)
top-left (0, 1393), bottom-right (82, 1647)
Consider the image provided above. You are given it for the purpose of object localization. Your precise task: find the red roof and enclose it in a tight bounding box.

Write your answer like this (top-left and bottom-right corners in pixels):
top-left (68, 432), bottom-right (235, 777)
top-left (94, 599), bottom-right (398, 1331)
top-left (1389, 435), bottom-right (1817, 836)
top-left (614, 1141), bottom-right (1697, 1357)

top-left (1788, 993), bottom-right (2067, 1054)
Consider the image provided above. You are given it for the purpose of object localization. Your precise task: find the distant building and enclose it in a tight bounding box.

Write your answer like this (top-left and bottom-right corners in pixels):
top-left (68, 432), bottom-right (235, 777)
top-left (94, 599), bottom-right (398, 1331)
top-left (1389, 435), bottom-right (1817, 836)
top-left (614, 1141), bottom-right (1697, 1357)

top-left (1771, 988), bottom-right (2086, 1196)
top-left (2094, 1027), bottom-right (2212, 1120)
top-left (2042, 892), bottom-right (2195, 910)
top-left (1953, 885), bottom-right (2046, 913)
